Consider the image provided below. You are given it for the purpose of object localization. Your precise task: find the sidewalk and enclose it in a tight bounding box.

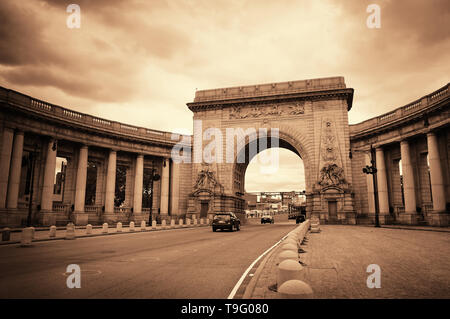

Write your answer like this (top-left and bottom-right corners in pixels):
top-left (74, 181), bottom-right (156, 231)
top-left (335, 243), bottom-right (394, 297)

top-left (0, 223), bottom-right (209, 245)
top-left (245, 224), bottom-right (450, 299)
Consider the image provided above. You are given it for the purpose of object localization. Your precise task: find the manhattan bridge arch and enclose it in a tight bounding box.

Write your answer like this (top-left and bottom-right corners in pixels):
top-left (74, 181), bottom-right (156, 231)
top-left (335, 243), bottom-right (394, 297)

top-left (186, 76), bottom-right (356, 224)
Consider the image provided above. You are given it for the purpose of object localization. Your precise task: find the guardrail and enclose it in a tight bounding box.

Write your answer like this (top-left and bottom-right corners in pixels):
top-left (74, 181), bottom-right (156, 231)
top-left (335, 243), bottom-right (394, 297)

top-left (0, 86), bottom-right (191, 144)
top-left (350, 83), bottom-right (449, 135)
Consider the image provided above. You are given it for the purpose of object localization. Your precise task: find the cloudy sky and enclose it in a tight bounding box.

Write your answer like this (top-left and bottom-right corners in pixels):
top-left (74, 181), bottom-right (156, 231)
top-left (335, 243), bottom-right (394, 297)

top-left (1, 0), bottom-right (449, 192)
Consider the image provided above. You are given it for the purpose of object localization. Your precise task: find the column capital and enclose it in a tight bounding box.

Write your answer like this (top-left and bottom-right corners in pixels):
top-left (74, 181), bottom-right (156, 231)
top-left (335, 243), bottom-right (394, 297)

top-left (426, 130), bottom-right (436, 138)
top-left (375, 146), bottom-right (384, 152)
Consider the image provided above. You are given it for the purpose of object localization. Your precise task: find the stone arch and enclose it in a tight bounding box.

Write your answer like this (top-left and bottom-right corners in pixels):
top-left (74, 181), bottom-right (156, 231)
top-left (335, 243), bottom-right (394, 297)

top-left (232, 124), bottom-right (313, 194)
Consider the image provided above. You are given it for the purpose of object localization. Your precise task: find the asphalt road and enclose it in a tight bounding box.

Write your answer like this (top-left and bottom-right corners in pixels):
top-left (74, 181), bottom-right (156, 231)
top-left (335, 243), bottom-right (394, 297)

top-left (0, 221), bottom-right (296, 298)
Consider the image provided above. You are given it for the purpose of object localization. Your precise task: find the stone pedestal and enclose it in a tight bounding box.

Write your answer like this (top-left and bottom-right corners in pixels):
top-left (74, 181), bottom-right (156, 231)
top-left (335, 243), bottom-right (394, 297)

top-left (102, 213), bottom-right (117, 224)
top-left (399, 213), bottom-right (417, 225)
top-left (73, 212), bottom-right (89, 226)
top-left (430, 212), bottom-right (449, 227)
top-left (38, 211), bottom-right (57, 226)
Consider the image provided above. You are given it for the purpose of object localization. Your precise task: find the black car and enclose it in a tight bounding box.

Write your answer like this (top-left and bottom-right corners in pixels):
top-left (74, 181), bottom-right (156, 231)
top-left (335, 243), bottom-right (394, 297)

top-left (296, 214), bottom-right (306, 224)
top-left (212, 212), bottom-right (241, 232)
top-left (261, 215), bottom-right (274, 224)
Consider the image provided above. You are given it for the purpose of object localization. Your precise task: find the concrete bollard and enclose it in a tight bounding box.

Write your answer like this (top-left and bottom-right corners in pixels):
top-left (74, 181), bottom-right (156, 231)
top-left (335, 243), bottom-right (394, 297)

top-left (102, 223), bottom-right (109, 234)
top-left (21, 227), bottom-right (33, 246)
top-left (281, 243), bottom-right (298, 252)
top-left (284, 238), bottom-right (300, 248)
top-left (277, 280), bottom-right (313, 299)
top-left (152, 220), bottom-right (157, 230)
top-left (277, 259), bottom-right (305, 288)
top-left (85, 224), bottom-right (92, 235)
top-left (65, 223), bottom-right (76, 240)
top-left (49, 225), bottom-right (56, 237)
top-left (277, 250), bottom-right (298, 264)
top-left (116, 222), bottom-right (123, 232)
top-left (179, 219), bottom-right (184, 228)
top-left (162, 220), bottom-right (167, 229)
top-left (30, 226), bottom-right (35, 239)
top-left (186, 219), bottom-right (191, 226)
top-left (2, 228), bottom-right (11, 241)
top-left (170, 219), bottom-right (175, 229)
top-left (193, 219), bottom-right (198, 226)
top-left (129, 221), bottom-right (135, 232)
top-left (141, 220), bottom-right (146, 231)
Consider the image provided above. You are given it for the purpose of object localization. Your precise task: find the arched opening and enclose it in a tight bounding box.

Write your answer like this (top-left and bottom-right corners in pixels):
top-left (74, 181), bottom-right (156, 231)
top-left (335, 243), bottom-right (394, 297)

top-left (232, 134), bottom-right (308, 219)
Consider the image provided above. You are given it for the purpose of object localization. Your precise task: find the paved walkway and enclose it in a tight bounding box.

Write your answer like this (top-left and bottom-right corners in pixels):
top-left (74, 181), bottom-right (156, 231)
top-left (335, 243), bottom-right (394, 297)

top-left (248, 225), bottom-right (450, 298)
top-left (1, 223), bottom-right (208, 245)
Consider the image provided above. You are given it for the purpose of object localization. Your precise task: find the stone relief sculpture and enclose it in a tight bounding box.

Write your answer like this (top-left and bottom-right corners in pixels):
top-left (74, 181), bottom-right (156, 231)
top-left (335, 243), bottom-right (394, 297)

top-left (317, 118), bottom-right (347, 189)
top-left (318, 163), bottom-right (347, 187)
top-left (229, 102), bottom-right (304, 119)
top-left (193, 163), bottom-right (224, 193)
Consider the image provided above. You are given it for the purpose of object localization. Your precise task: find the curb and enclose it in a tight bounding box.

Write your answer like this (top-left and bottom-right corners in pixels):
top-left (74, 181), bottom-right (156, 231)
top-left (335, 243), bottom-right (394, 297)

top-left (0, 224), bottom-right (210, 246)
top-left (242, 241), bottom-right (280, 299)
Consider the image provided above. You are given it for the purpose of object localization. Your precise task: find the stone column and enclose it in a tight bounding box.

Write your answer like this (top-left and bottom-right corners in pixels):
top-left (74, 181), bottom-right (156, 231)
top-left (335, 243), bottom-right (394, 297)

top-left (0, 128), bottom-right (14, 209)
top-left (133, 154), bottom-right (144, 220)
top-left (375, 147), bottom-right (389, 224)
top-left (104, 150), bottom-right (117, 222)
top-left (39, 138), bottom-right (57, 225)
top-left (6, 131), bottom-right (24, 209)
top-left (170, 160), bottom-right (180, 216)
top-left (160, 158), bottom-right (170, 216)
top-left (427, 132), bottom-right (448, 226)
top-left (73, 145), bottom-right (89, 225)
top-left (400, 140), bottom-right (417, 224)
top-left (365, 153), bottom-right (375, 215)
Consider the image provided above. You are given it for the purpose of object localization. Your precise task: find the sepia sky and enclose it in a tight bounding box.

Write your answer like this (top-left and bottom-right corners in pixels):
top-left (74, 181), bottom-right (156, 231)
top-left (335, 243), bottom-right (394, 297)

top-left (1, 0), bottom-right (449, 192)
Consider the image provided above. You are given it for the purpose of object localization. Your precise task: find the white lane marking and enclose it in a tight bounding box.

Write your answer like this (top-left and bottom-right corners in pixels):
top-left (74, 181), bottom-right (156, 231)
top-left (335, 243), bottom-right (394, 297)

top-left (227, 232), bottom-right (290, 299)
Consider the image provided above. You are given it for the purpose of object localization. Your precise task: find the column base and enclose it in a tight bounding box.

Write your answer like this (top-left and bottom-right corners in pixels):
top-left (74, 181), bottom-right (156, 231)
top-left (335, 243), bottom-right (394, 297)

top-left (102, 213), bottom-right (117, 224)
top-left (38, 211), bottom-right (57, 226)
top-left (345, 212), bottom-right (357, 225)
top-left (132, 213), bottom-right (144, 223)
top-left (73, 212), bottom-right (89, 226)
top-left (0, 208), bottom-right (27, 227)
top-left (367, 213), bottom-right (389, 225)
top-left (430, 211), bottom-right (449, 227)
top-left (398, 213), bottom-right (418, 225)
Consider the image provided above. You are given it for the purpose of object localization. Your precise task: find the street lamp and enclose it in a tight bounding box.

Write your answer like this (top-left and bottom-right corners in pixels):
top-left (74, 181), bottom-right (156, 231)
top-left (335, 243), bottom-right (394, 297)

top-left (147, 162), bottom-right (160, 225)
top-left (351, 145), bottom-right (381, 228)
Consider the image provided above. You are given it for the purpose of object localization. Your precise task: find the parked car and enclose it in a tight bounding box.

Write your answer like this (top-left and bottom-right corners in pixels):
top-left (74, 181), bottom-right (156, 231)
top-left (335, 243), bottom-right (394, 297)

top-left (296, 214), bottom-right (306, 224)
top-left (261, 215), bottom-right (274, 224)
top-left (212, 212), bottom-right (241, 232)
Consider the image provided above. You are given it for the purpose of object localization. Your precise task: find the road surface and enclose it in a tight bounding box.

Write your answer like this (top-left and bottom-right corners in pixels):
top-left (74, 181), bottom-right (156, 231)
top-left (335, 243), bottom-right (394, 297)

top-left (0, 221), bottom-right (296, 298)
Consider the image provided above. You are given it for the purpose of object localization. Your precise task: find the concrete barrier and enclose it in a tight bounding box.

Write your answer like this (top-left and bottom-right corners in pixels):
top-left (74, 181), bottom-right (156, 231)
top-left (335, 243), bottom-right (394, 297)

top-left (284, 238), bottom-right (300, 248)
top-left (2, 228), bottom-right (10, 241)
top-left (281, 243), bottom-right (298, 252)
top-left (170, 219), bottom-right (175, 229)
top-left (277, 259), bottom-right (305, 288)
top-left (200, 218), bottom-right (204, 225)
top-left (179, 219), bottom-right (184, 228)
top-left (162, 220), bottom-right (167, 229)
top-left (116, 222), bottom-right (123, 232)
top-left (152, 220), bottom-right (157, 230)
top-left (129, 221), bottom-right (135, 232)
top-left (193, 219), bottom-right (198, 226)
top-left (277, 279), bottom-right (313, 299)
top-left (277, 250), bottom-right (298, 264)
top-left (102, 223), bottom-right (108, 233)
top-left (49, 226), bottom-right (56, 238)
top-left (186, 219), bottom-right (191, 226)
top-left (20, 227), bottom-right (33, 246)
top-left (140, 220), bottom-right (146, 231)
top-left (65, 223), bottom-right (76, 240)
top-left (86, 224), bottom-right (92, 235)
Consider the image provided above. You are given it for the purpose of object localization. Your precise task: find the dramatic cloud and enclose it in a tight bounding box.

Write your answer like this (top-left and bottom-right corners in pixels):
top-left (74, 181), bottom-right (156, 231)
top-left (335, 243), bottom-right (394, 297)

top-left (0, 0), bottom-right (448, 191)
